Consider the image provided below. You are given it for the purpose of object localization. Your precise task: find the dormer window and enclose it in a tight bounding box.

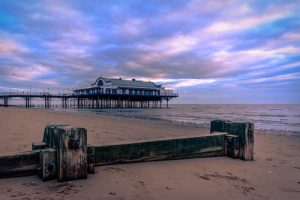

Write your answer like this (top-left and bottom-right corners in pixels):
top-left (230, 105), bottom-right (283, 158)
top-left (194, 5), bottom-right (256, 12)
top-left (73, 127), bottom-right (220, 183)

top-left (97, 80), bottom-right (104, 86)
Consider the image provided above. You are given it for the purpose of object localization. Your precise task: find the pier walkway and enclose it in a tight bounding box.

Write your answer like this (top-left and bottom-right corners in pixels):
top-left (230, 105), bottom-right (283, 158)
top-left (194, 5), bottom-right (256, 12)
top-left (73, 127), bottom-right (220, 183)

top-left (0, 92), bottom-right (178, 108)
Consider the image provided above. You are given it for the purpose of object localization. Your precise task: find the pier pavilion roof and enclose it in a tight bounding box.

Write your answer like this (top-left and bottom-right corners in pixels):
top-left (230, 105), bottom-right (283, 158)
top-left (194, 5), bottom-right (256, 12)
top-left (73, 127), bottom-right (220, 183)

top-left (93, 77), bottom-right (161, 89)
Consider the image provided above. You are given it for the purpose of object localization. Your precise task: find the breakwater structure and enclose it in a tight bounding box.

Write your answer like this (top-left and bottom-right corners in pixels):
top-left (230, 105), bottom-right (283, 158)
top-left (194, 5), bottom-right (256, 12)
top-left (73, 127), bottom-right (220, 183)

top-left (0, 77), bottom-right (178, 108)
top-left (0, 120), bottom-right (254, 182)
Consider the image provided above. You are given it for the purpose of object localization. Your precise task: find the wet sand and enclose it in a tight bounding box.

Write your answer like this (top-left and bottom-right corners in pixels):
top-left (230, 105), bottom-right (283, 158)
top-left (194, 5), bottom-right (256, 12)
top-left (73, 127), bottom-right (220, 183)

top-left (0, 107), bottom-right (300, 200)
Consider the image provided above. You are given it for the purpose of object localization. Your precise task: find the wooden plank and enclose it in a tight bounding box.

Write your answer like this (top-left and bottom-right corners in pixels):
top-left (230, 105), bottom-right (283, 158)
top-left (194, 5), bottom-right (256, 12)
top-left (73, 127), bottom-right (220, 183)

top-left (32, 142), bottom-right (48, 150)
top-left (93, 134), bottom-right (226, 166)
top-left (225, 134), bottom-right (240, 158)
top-left (0, 150), bottom-right (40, 178)
top-left (40, 148), bottom-right (57, 181)
top-left (87, 145), bottom-right (95, 174)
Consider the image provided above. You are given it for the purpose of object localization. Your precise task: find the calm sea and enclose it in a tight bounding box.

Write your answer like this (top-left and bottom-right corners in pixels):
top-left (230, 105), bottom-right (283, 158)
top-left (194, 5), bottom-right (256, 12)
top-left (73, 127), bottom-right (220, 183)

top-left (64, 104), bottom-right (300, 135)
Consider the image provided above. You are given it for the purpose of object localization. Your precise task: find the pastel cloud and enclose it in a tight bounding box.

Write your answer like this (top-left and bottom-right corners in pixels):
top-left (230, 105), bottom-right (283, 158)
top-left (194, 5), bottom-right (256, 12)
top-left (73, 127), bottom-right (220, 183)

top-left (0, 0), bottom-right (299, 103)
top-left (0, 38), bottom-right (27, 54)
top-left (10, 64), bottom-right (52, 81)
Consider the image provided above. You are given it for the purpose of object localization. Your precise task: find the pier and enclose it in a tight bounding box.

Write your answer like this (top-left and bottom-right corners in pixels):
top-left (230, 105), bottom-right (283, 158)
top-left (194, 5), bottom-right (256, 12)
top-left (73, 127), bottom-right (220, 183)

top-left (0, 92), bottom-right (178, 109)
top-left (0, 77), bottom-right (178, 109)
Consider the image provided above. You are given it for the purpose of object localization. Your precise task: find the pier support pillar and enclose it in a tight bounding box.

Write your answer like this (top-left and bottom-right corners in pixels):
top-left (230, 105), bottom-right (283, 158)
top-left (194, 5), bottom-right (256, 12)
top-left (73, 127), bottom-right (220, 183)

top-left (44, 97), bottom-right (50, 108)
top-left (25, 97), bottom-right (31, 108)
top-left (4, 97), bottom-right (8, 107)
top-left (61, 98), bottom-right (68, 108)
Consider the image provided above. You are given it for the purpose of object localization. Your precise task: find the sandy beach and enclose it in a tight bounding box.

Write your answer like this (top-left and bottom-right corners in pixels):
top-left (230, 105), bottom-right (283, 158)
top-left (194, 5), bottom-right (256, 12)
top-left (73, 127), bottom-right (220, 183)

top-left (0, 107), bottom-right (300, 200)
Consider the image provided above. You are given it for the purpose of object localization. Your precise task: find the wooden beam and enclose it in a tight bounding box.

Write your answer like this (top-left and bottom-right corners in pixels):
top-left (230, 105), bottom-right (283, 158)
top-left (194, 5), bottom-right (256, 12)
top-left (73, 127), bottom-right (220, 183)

top-left (32, 142), bottom-right (47, 150)
top-left (92, 134), bottom-right (226, 166)
top-left (0, 150), bottom-right (40, 178)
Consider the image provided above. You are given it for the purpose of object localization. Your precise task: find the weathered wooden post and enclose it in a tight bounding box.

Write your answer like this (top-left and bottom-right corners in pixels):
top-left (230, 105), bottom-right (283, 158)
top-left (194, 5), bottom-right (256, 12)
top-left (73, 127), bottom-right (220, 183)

top-left (210, 120), bottom-right (254, 161)
top-left (42, 124), bottom-right (88, 182)
top-left (210, 120), bottom-right (230, 133)
top-left (42, 124), bottom-right (69, 148)
top-left (227, 122), bottom-right (254, 160)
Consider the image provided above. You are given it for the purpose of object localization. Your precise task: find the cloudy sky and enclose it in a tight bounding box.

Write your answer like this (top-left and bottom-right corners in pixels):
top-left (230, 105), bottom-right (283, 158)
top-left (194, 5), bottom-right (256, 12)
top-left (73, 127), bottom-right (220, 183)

top-left (0, 0), bottom-right (300, 103)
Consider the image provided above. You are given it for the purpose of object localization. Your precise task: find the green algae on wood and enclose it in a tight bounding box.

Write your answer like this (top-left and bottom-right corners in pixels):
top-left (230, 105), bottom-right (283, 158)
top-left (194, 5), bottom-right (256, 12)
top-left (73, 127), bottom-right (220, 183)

top-left (93, 133), bottom-right (226, 166)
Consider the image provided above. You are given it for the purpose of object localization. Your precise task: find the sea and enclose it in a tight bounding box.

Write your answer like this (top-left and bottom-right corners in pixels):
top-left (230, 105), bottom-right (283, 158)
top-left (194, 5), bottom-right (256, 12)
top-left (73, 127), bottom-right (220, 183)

top-left (59, 104), bottom-right (300, 135)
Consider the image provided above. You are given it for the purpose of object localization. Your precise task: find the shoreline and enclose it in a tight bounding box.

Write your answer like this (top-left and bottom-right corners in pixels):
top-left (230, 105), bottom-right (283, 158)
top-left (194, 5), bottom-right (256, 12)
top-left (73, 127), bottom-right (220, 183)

top-left (0, 107), bottom-right (299, 154)
top-left (52, 106), bottom-right (300, 136)
top-left (3, 104), bottom-right (300, 136)
top-left (0, 107), bottom-right (300, 200)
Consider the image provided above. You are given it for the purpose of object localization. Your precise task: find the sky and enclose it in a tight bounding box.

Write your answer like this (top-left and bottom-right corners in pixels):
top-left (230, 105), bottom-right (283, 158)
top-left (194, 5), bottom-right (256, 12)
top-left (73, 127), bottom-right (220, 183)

top-left (0, 0), bottom-right (300, 104)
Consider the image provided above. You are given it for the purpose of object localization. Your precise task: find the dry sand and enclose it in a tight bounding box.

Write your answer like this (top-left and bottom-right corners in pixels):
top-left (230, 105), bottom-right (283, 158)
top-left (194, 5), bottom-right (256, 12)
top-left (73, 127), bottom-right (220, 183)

top-left (0, 107), bottom-right (300, 200)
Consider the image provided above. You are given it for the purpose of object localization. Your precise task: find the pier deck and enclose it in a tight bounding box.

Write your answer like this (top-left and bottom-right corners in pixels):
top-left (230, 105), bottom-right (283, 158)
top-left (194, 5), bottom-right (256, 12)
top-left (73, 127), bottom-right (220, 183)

top-left (0, 92), bottom-right (178, 108)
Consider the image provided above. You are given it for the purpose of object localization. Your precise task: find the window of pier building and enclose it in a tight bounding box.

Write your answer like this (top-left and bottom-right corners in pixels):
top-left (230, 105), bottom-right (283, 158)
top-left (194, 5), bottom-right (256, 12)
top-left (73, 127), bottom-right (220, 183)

top-left (106, 88), bottom-right (111, 94)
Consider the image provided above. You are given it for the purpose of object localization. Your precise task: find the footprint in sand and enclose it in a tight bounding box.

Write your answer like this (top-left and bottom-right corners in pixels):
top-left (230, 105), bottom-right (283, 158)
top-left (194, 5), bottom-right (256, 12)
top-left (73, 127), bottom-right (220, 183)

top-left (47, 182), bottom-right (80, 196)
top-left (194, 171), bottom-right (256, 196)
top-left (165, 186), bottom-right (172, 190)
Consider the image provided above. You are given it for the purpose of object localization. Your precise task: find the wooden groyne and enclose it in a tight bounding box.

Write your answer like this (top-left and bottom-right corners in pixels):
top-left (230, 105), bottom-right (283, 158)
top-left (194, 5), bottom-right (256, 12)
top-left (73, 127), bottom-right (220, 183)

top-left (0, 120), bottom-right (254, 182)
